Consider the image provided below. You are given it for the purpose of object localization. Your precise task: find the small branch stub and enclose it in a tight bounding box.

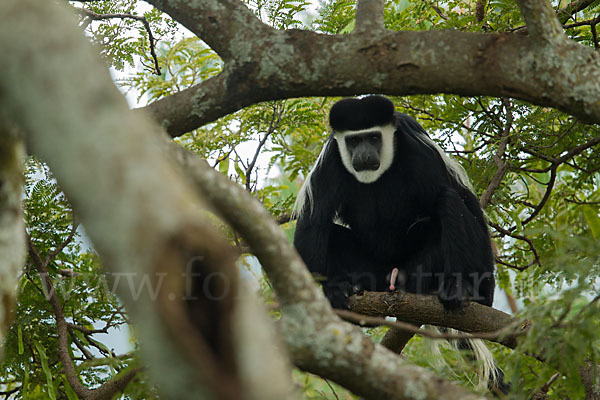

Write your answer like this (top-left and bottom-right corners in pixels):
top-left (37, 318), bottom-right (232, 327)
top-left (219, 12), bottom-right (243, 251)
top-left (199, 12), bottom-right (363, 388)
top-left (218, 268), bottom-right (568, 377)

top-left (354, 0), bottom-right (385, 33)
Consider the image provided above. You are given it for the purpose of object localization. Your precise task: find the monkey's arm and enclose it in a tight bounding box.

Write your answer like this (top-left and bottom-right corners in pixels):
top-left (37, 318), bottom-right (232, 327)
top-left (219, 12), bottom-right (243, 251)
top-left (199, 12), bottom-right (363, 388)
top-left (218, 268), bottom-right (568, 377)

top-left (294, 211), bottom-right (333, 277)
top-left (435, 186), bottom-right (495, 308)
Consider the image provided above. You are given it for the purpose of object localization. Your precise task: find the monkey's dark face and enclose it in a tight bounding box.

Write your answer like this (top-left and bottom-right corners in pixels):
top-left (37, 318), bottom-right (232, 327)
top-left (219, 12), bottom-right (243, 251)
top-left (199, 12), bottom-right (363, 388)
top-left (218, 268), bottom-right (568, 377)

top-left (344, 131), bottom-right (382, 172)
top-left (334, 124), bottom-right (395, 184)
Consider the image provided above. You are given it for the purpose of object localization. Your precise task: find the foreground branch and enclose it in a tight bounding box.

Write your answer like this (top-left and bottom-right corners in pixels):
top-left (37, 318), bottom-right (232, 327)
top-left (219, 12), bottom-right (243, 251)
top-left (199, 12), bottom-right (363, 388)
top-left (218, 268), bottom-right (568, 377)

top-left (0, 118), bottom-right (24, 360)
top-left (0, 2), bottom-right (279, 399)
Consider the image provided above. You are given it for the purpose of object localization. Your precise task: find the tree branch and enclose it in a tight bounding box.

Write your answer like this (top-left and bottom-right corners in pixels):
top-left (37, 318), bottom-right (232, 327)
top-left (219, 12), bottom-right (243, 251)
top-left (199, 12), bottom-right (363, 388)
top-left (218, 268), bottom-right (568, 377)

top-left (75, 8), bottom-right (161, 75)
top-left (380, 329), bottom-right (416, 354)
top-left (244, 103), bottom-right (282, 191)
top-left (354, 0), bottom-right (385, 33)
top-left (480, 99), bottom-right (512, 208)
top-left (489, 221), bottom-right (541, 271)
top-left (348, 290), bottom-right (526, 351)
top-left (557, 0), bottom-right (597, 24)
top-left (0, 1), bottom-right (250, 398)
top-left (0, 117), bottom-right (25, 360)
top-left (146, 0), bottom-right (271, 61)
top-left (140, 27), bottom-right (600, 137)
top-left (516, 0), bottom-right (566, 42)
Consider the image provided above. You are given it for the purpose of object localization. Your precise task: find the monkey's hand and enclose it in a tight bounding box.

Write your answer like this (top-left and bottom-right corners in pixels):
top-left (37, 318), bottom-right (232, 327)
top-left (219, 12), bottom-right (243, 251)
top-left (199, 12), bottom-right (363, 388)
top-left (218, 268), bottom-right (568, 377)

top-left (324, 280), bottom-right (366, 310)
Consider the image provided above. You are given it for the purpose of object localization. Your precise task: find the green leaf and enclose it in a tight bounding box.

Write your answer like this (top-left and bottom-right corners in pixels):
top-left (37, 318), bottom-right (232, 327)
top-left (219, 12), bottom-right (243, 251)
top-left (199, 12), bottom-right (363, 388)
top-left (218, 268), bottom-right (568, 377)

top-left (235, 161), bottom-right (247, 183)
top-left (340, 19), bottom-right (355, 33)
top-left (34, 342), bottom-right (56, 400)
top-left (583, 205), bottom-right (600, 239)
top-left (506, 208), bottom-right (523, 231)
top-left (23, 361), bottom-right (29, 400)
top-left (218, 157), bottom-right (230, 175)
top-left (62, 376), bottom-right (79, 400)
top-left (17, 325), bottom-right (23, 355)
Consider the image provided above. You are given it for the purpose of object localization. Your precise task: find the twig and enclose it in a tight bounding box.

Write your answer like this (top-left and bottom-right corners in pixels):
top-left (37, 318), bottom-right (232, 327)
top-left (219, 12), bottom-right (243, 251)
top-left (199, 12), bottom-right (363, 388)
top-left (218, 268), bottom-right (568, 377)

top-left (565, 196), bottom-right (600, 205)
top-left (0, 387), bottom-right (20, 397)
top-left (45, 212), bottom-right (78, 265)
top-left (563, 14), bottom-right (600, 29)
top-left (489, 221), bottom-right (541, 271)
top-left (527, 120), bottom-right (576, 150)
top-left (70, 331), bottom-right (95, 360)
top-left (245, 103), bottom-right (282, 191)
top-left (533, 372), bottom-right (560, 398)
top-left (334, 309), bottom-right (526, 342)
top-left (75, 8), bottom-right (161, 75)
top-left (324, 380), bottom-right (341, 400)
top-left (431, 5), bottom-right (448, 20)
top-left (521, 165), bottom-right (557, 226)
top-left (557, 0), bottom-right (597, 23)
top-left (480, 99), bottom-right (512, 208)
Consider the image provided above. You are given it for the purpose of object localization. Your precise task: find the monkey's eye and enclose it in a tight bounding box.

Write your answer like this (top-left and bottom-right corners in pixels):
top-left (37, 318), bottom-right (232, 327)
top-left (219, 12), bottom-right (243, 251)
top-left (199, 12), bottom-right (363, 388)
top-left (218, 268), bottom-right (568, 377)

top-left (346, 136), bottom-right (361, 147)
top-left (368, 134), bottom-right (380, 144)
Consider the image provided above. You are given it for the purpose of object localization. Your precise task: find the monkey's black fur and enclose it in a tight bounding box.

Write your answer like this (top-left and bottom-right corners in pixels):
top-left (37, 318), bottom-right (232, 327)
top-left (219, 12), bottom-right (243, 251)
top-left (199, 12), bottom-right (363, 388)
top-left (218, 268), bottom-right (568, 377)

top-left (294, 96), bottom-right (496, 310)
top-left (330, 95), bottom-right (396, 131)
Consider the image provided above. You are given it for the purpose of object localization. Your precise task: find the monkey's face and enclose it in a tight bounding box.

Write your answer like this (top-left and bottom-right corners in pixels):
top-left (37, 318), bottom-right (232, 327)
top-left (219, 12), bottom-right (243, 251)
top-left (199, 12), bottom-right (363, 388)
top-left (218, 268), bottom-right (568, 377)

top-left (344, 131), bottom-right (382, 172)
top-left (334, 124), bottom-right (395, 184)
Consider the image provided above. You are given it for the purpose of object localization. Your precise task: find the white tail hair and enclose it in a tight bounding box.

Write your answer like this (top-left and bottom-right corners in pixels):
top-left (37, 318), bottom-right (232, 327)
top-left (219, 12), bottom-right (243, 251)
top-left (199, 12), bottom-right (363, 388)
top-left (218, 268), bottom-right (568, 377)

top-left (292, 139), bottom-right (332, 219)
top-left (424, 326), bottom-right (498, 391)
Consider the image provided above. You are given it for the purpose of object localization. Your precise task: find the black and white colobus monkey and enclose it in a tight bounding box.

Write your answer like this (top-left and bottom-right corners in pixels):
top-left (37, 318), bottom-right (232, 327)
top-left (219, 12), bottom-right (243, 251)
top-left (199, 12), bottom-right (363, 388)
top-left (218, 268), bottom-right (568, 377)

top-left (293, 95), bottom-right (505, 392)
top-left (294, 95), bottom-right (495, 310)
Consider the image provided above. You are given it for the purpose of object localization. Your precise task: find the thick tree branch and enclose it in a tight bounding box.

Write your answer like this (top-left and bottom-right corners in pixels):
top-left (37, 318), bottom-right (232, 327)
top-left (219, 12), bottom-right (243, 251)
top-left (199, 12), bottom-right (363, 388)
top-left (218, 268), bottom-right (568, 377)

top-left (348, 291), bottom-right (525, 350)
top-left (380, 329), bottom-right (416, 354)
top-left (140, 28), bottom-right (600, 137)
top-left (0, 2), bottom-right (261, 399)
top-left (0, 3), bottom-right (301, 399)
top-left (349, 291), bottom-right (600, 397)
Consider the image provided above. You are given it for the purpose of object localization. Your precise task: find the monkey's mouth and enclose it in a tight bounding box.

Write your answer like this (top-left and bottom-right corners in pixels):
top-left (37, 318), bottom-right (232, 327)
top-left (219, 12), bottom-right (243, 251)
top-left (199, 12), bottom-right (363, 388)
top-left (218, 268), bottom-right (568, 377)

top-left (353, 162), bottom-right (380, 172)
